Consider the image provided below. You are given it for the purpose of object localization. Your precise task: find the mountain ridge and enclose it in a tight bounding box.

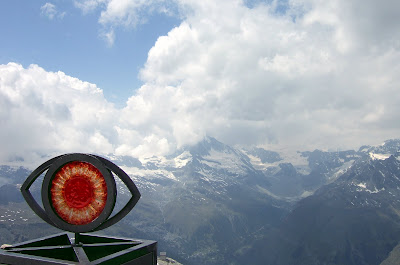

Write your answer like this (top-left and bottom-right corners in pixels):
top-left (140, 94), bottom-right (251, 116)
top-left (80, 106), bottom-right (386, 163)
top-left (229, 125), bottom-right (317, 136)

top-left (1, 137), bottom-right (400, 264)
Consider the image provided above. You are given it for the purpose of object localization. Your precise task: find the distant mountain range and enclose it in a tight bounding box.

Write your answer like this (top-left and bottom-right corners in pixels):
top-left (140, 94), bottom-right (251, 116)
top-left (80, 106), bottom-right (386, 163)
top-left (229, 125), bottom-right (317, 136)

top-left (1, 137), bottom-right (400, 264)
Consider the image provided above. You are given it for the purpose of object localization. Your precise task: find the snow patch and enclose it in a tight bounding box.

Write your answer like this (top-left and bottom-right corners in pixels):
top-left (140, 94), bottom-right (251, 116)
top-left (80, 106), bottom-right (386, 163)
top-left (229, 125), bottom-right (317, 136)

top-left (256, 185), bottom-right (283, 200)
top-left (280, 150), bottom-right (309, 167)
top-left (256, 185), bottom-right (313, 202)
top-left (202, 149), bottom-right (247, 175)
top-left (174, 151), bottom-right (192, 168)
top-left (328, 160), bottom-right (355, 182)
top-left (120, 166), bottom-right (178, 181)
top-left (369, 152), bottom-right (391, 160)
top-left (366, 187), bottom-right (385, 194)
top-left (300, 190), bottom-right (313, 198)
top-left (244, 147), bottom-right (311, 173)
top-left (355, 182), bottom-right (385, 193)
top-left (357, 182), bottom-right (367, 189)
top-left (139, 156), bottom-right (170, 167)
top-left (139, 152), bottom-right (192, 169)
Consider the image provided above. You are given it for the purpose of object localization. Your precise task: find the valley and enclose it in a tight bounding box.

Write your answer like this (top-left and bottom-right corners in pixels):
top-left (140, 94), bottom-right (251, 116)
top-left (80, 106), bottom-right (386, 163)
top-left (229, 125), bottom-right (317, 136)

top-left (1, 137), bottom-right (400, 264)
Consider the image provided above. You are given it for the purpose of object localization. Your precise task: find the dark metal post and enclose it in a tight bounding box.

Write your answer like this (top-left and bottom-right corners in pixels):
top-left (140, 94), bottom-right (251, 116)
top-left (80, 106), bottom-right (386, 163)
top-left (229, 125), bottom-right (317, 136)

top-left (74, 233), bottom-right (80, 245)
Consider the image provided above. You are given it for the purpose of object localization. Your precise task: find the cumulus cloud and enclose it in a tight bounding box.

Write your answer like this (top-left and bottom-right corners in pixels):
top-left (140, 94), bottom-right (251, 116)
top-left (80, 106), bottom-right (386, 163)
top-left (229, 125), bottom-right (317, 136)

top-left (0, 63), bottom-right (174, 164)
top-left (2, 0), bottom-right (400, 164)
top-left (0, 63), bottom-right (117, 163)
top-left (124, 0), bottom-right (400, 151)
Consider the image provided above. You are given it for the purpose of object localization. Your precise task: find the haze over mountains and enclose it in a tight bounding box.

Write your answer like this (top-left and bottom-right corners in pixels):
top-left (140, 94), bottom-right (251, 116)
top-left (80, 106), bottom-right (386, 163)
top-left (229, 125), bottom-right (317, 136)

top-left (1, 137), bottom-right (400, 264)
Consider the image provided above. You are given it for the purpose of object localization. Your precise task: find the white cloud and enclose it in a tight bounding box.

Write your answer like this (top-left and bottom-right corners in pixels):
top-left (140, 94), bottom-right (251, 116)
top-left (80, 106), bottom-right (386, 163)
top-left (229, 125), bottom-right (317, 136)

top-left (40, 2), bottom-right (66, 20)
top-left (0, 63), bottom-right (178, 164)
top-left (41, 3), bottom-right (57, 19)
top-left (2, 0), bottom-right (400, 164)
top-left (0, 63), bottom-right (117, 163)
top-left (74, 0), bottom-right (108, 14)
top-left (74, 0), bottom-right (178, 46)
top-left (97, 0), bottom-right (177, 27)
top-left (128, 0), bottom-right (400, 150)
top-left (100, 28), bottom-right (115, 46)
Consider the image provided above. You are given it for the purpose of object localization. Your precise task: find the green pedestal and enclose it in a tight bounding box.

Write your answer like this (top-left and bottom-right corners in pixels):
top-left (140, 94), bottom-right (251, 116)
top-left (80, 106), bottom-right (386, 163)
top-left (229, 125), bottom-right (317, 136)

top-left (0, 233), bottom-right (157, 265)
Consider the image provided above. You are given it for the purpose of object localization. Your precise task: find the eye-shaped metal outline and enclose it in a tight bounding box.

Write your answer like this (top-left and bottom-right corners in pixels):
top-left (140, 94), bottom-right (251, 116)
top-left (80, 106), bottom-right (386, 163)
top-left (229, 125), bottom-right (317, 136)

top-left (21, 153), bottom-right (141, 233)
top-left (42, 154), bottom-right (116, 233)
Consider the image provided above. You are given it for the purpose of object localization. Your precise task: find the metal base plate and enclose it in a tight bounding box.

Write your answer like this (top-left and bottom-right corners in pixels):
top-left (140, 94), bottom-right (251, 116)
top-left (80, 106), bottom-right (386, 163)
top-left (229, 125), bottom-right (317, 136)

top-left (0, 232), bottom-right (157, 265)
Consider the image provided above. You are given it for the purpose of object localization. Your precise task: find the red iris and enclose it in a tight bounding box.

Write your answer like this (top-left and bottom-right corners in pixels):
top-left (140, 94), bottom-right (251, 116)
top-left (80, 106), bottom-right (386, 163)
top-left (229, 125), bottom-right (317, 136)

top-left (64, 176), bottom-right (93, 209)
top-left (50, 161), bottom-right (107, 225)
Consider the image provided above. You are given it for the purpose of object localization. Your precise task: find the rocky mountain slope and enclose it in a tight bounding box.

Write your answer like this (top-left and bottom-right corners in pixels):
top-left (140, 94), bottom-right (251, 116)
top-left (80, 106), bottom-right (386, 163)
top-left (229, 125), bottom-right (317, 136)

top-left (249, 140), bottom-right (400, 265)
top-left (1, 137), bottom-right (400, 264)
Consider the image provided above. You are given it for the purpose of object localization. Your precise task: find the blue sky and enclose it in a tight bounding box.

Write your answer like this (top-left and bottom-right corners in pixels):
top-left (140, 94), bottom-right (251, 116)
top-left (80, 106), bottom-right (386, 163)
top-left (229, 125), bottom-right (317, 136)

top-left (1, 0), bottom-right (400, 164)
top-left (0, 0), bottom-right (180, 107)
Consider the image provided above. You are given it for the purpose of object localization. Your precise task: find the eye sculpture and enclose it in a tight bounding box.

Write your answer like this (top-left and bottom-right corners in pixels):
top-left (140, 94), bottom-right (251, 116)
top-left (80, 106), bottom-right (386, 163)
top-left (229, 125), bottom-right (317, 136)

top-left (21, 153), bottom-right (140, 233)
top-left (49, 161), bottom-right (108, 225)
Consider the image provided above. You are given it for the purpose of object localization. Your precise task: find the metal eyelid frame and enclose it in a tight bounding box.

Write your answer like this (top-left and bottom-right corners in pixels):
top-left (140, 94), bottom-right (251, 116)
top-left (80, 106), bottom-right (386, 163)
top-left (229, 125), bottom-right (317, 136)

top-left (21, 153), bottom-right (141, 233)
